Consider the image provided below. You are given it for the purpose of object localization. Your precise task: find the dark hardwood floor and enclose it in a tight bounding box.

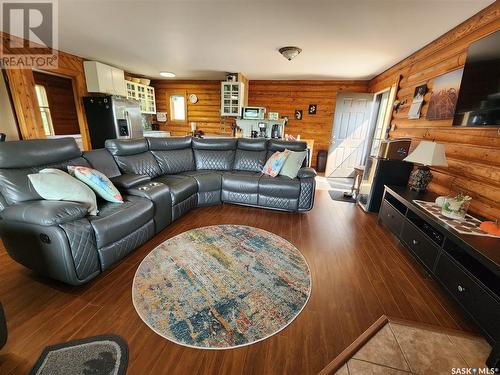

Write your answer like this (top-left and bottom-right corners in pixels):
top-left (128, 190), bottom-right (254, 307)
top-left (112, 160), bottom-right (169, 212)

top-left (0, 188), bottom-right (475, 374)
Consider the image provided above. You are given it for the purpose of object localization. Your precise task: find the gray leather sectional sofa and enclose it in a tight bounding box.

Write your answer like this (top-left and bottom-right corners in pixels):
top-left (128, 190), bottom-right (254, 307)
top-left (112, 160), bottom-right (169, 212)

top-left (0, 136), bottom-right (316, 285)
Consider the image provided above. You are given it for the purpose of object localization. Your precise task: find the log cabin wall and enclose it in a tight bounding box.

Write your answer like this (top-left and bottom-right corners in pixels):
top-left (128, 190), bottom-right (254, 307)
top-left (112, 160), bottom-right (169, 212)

top-left (0, 32), bottom-right (91, 149)
top-left (152, 80), bottom-right (234, 137)
top-left (247, 80), bottom-right (369, 167)
top-left (368, 2), bottom-right (500, 220)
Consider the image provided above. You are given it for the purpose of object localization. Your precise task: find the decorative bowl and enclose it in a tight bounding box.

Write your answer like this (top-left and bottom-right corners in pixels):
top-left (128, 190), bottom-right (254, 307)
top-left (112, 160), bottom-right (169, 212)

top-left (441, 195), bottom-right (471, 221)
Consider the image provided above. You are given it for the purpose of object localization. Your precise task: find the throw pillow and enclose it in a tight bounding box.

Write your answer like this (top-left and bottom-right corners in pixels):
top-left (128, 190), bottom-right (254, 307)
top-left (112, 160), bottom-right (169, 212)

top-left (68, 166), bottom-right (123, 203)
top-left (262, 150), bottom-right (290, 177)
top-left (28, 168), bottom-right (98, 215)
top-left (279, 150), bottom-right (307, 179)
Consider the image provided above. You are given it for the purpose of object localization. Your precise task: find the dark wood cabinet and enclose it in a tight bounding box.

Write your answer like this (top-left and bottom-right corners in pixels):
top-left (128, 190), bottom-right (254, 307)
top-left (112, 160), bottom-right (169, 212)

top-left (378, 186), bottom-right (500, 368)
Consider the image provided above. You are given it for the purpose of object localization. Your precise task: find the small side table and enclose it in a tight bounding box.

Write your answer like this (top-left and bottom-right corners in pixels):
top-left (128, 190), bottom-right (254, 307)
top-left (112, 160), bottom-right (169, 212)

top-left (352, 166), bottom-right (365, 196)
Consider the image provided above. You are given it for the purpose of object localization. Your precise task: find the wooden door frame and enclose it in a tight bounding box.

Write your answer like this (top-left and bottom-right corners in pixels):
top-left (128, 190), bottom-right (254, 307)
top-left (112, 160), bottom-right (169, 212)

top-left (1, 32), bottom-right (91, 150)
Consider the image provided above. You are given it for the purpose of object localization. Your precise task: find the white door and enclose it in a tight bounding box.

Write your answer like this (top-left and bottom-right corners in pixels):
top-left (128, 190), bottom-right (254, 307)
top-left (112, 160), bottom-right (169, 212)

top-left (325, 93), bottom-right (374, 178)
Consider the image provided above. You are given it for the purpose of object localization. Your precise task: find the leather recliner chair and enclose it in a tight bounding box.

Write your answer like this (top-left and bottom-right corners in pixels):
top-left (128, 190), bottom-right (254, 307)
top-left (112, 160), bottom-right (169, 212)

top-left (0, 137), bottom-right (316, 285)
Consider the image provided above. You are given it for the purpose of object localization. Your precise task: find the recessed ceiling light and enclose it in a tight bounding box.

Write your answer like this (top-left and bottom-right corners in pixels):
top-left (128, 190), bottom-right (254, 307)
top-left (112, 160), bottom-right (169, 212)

top-left (160, 71), bottom-right (176, 78)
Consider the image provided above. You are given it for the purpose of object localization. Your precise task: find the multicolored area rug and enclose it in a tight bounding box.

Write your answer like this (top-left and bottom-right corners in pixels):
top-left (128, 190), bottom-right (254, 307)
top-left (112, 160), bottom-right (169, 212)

top-left (132, 225), bottom-right (311, 349)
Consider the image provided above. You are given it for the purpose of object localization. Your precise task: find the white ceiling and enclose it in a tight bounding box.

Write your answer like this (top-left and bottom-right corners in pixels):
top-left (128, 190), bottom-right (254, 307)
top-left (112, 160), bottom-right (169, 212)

top-left (55, 0), bottom-right (493, 80)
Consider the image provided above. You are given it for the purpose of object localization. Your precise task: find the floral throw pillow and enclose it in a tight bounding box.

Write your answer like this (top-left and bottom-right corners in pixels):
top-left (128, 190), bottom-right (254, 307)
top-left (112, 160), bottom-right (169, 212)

top-left (262, 150), bottom-right (290, 177)
top-left (68, 166), bottom-right (123, 203)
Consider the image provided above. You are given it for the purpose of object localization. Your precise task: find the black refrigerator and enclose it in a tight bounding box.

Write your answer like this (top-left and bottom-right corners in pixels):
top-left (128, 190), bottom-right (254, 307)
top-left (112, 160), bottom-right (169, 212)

top-left (357, 157), bottom-right (413, 213)
top-left (83, 96), bottom-right (144, 149)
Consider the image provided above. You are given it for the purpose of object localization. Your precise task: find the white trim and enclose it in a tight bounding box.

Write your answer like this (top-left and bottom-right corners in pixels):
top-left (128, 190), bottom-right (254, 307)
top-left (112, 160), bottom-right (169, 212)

top-left (132, 224), bottom-right (312, 350)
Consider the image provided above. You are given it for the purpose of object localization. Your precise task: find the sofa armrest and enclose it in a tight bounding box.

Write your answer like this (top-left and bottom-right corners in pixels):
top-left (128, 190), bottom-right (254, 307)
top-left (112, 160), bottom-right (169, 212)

top-left (0, 201), bottom-right (88, 226)
top-left (110, 173), bottom-right (151, 189)
top-left (297, 167), bottom-right (317, 179)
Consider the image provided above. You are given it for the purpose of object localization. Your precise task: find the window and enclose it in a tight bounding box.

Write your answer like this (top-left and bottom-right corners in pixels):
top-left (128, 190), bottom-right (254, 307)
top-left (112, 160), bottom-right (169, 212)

top-left (34, 84), bottom-right (54, 136)
top-left (170, 95), bottom-right (186, 121)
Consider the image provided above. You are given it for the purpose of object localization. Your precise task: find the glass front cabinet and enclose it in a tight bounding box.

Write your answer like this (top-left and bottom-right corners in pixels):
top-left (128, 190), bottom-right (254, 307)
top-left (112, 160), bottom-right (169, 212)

top-left (221, 82), bottom-right (245, 117)
top-left (125, 80), bottom-right (156, 114)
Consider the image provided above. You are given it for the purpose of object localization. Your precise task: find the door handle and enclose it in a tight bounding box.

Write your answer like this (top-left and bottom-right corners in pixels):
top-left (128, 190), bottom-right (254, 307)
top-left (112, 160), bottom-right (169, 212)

top-left (329, 136), bottom-right (336, 145)
top-left (457, 285), bottom-right (466, 293)
top-left (412, 239), bottom-right (419, 245)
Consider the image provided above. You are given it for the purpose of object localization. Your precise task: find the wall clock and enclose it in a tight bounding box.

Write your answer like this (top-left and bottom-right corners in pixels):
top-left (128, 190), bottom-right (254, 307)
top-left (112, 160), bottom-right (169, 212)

top-left (189, 94), bottom-right (198, 104)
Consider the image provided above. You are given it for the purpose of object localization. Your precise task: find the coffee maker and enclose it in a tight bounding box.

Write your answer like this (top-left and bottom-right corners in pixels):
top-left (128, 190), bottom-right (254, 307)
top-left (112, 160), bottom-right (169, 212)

top-left (258, 122), bottom-right (267, 138)
top-left (271, 124), bottom-right (281, 139)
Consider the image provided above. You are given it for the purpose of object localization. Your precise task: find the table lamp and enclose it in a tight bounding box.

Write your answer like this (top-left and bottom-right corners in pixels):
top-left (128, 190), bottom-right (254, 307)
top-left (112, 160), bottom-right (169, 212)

top-left (403, 141), bottom-right (448, 192)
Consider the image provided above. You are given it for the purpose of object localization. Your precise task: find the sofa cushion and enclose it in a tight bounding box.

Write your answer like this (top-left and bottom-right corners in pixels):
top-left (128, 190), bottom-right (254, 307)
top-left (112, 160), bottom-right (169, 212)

top-left (234, 139), bottom-right (267, 173)
top-left (192, 138), bottom-right (236, 171)
top-left (105, 138), bottom-right (149, 156)
top-left (153, 175), bottom-right (198, 205)
top-left (180, 171), bottom-right (221, 192)
top-left (259, 175), bottom-right (301, 198)
top-left (0, 138), bottom-right (81, 169)
top-left (113, 153), bottom-right (162, 178)
top-left (68, 166), bottom-right (123, 203)
top-left (28, 169), bottom-right (98, 215)
top-left (83, 149), bottom-right (121, 178)
top-left (0, 138), bottom-right (89, 205)
top-left (88, 195), bottom-right (153, 248)
top-left (148, 137), bottom-right (195, 174)
top-left (222, 171), bottom-right (262, 194)
top-left (279, 150), bottom-right (308, 179)
top-left (105, 138), bottom-right (162, 178)
top-left (262, 150), bottom-right (290, 177)
top-left (266, 139), bottom-right (307, 165)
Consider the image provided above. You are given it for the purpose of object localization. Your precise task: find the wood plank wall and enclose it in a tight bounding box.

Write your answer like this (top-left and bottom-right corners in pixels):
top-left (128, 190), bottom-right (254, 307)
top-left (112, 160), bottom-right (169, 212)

top-left (152, 80), bottom-right (234, 137)
top-left (0, 32), bottom-right (91, 149)
top-left (368, 2), bottom-right (500, 220)
top-left (247, 80), bottom-right (369, 167)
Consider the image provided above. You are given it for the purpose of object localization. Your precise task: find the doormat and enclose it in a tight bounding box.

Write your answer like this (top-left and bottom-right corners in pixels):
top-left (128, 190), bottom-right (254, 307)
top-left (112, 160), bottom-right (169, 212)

top-left (329, 190), bottom-right (356, 203)
top-left (29, 335), bottom-right (128, 375)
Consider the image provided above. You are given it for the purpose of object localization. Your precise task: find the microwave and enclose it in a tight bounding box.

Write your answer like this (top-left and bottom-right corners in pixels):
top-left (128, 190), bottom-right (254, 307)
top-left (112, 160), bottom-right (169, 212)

top-left (242, 107), bottom-right (266, 120)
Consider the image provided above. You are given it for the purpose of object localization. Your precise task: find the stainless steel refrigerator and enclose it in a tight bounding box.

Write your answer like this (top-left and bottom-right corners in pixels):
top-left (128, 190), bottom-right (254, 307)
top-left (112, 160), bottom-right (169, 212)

top-left (83, 95), bottom-right (143, 149)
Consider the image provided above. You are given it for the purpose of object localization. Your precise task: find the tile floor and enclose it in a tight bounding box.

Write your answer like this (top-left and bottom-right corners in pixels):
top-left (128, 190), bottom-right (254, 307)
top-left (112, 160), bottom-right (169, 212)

top-left (335, 321), bottom-right (492, 375)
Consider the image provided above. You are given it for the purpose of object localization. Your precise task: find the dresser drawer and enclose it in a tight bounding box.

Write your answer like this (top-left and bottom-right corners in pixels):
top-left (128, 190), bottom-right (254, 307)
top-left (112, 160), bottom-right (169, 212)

top-left (401, 220), bottom-right (440, 271)
top-left (435, 252), bottom-right (500, 341)
top-left (379, 200), bottom-right (404, 236)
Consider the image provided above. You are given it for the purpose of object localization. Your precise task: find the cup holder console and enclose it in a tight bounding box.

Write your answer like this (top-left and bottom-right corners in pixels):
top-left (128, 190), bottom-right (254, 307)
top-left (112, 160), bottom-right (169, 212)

top-left (138, 182), bottom-right (164, 191)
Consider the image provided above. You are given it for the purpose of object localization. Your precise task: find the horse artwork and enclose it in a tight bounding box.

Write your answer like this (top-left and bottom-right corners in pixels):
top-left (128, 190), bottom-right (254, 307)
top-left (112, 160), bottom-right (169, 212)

top-left (426, 68), bottom-right (464, 120)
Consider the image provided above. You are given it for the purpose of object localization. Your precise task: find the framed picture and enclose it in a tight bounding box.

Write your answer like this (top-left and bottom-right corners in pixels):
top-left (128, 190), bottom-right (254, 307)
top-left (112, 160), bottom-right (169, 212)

top-left (268, 112), bottom-right (279, 121)
top-left (426, 68), bottom-right (464, 120)
top-left (295, 110), bottom-right (303, 120)
top-left (408, 84), bottom-right (427, 119)
top-left (308, 104), bottom-right (317, 115)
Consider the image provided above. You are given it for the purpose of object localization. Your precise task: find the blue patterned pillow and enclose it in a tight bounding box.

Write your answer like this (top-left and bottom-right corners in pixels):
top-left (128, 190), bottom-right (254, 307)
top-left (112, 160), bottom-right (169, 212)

top-left (68, 166), bottom-right (123, 203)
top-left (262, 150), bottom-right (290, 177)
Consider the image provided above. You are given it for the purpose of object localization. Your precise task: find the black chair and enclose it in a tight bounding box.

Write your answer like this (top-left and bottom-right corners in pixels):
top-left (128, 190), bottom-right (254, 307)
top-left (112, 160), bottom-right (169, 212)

top-left (0, 133), bottom-right (6, 142)
top-left (0, 302), bottom-right (6, 349)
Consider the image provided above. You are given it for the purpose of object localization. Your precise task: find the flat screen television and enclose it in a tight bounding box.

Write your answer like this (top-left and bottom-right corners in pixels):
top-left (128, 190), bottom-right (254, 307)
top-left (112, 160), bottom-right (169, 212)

top-left (453, 30), bottom-right (500, 127)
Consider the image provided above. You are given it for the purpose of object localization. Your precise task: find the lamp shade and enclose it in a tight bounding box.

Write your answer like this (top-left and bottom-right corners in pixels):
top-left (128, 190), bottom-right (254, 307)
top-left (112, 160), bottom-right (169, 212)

top-left (403, 141), bottom-right (448, 167)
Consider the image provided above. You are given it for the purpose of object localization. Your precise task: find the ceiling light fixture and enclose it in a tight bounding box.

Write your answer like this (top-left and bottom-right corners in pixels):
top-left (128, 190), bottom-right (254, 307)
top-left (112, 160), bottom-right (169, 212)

top-left (160, 71), bottom-right (176, 78)
top-left (279, 46), bottom-right (302, 61)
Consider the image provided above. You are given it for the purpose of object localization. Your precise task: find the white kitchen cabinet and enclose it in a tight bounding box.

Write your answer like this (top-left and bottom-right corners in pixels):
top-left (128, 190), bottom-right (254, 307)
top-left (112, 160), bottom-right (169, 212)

top-left (221, 82), bottom-right (245, 117)
top-left (84, 61), bottom-right (126, 96)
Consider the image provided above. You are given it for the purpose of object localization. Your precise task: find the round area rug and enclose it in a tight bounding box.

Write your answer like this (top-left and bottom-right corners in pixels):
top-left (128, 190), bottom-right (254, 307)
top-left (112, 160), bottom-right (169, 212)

top-left (132, 225), bottom-right (311, 349)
